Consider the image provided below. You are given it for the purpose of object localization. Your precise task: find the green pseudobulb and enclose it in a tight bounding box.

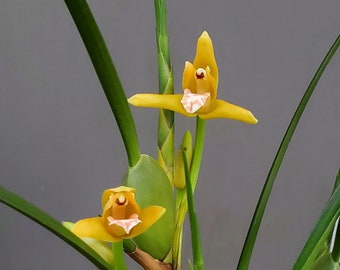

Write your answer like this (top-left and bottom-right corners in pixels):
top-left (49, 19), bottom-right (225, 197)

top-left (123, 154), bottom-right (175, 260)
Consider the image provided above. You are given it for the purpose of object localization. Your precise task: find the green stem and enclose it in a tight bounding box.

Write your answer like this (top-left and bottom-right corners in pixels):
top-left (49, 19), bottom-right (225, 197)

top-left (182, 147), bottom-right (204, 270)
top-left (112, 241), bottom-right (128, 270)
top-left (191, 117), bottom-right (206, 190)
top-left (173, 189), bottom-right (185, 270)
top-left (237, 34), bottom-right (340, 270)
top-left (123, 239), bottom-right (136, 253)
top-left (64, 0), bottom-right (140, 167)
top-left (173, 117), bottom-right (206, 270)
top-left (154, 0), bottom-right (175, 180)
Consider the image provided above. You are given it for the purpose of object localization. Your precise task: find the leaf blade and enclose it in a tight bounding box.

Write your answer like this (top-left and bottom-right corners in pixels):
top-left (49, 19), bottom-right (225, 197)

top-left (237, 34), bottom-right (340, 270)
top-left (0, 185), bottom-right (111, 270)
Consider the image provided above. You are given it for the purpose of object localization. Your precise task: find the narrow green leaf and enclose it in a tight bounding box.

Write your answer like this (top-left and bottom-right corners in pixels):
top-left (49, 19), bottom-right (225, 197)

top-left (64, 0), bottom-right (140, 167)
top-left (237, 34), bottom-right (340, 270)
top-left (332, 167), bottom-right (340, 192)
top-left (293, 179), bottom-right (340, 269)
top-left (0, 185), bottom-right (111, 270)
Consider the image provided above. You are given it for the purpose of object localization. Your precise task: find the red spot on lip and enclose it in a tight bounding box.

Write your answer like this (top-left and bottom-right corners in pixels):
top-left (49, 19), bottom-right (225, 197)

top-left (196, 71), bottom-right (205, 79)
top-left (115, 196), bottom-right (126, 205)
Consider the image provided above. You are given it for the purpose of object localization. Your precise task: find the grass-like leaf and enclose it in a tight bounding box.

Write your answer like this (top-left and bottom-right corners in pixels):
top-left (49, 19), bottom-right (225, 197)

top-left (237, 34), bottom-right (340, 270)
top-left (0, 185), bottom-right (111, 270)
top-left (64, 0), bottom-right (140, 167)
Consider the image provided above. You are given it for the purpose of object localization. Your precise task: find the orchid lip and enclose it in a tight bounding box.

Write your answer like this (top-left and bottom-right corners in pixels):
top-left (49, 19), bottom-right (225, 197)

top-left (107, 214), bottom-right (142, 234)
top-left (181, 89), bottom-right (210, 114)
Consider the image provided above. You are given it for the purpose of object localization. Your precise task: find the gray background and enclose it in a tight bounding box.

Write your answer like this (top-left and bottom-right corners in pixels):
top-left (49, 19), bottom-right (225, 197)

top-left (1, 0), bottom-right (340, 269)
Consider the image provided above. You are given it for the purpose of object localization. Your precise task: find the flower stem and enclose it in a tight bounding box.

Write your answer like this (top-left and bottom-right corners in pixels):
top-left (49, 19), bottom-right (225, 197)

top-left (173, 117), bottom-right (206, 269)
top-left (154, 0), bottom-right (175, 180)
top-left (112, 241), bottom-right (128, 270)
top-left (182, 145), bottom-right (205, 270)
top-left (64, 0), bottom-right (141, 167)
top-left (191, 117), bottom-right (206, 191)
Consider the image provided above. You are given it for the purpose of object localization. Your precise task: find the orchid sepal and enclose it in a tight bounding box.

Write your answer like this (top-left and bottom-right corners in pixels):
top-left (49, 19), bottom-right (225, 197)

top-left (63, 221), bottom-right (114, 264)
top-left (128, 93), bottom-right (257, 124)
top-left (71, 206), bottom-right (165, 242)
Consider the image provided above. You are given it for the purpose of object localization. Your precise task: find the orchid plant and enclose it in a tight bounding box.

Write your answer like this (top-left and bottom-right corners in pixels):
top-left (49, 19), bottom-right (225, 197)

top-left (1, 0), bottom-right (340, 270)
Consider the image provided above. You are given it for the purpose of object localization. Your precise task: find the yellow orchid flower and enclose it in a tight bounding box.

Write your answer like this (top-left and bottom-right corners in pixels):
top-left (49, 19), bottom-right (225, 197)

top-left (128, 31), bottom-right (258, 124)
top-left (72, 186), bottom-right (165, 242)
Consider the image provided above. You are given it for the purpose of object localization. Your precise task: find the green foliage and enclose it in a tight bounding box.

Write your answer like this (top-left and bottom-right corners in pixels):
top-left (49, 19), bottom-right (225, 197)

top-left (65, 0), bottom-right (140, 167)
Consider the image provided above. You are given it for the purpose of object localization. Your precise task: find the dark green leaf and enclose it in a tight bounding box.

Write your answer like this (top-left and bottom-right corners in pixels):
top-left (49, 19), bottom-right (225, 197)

top-left (0, 185), bottom-right (111, 270)
top-left (237, 34), bottom-right (340, 270)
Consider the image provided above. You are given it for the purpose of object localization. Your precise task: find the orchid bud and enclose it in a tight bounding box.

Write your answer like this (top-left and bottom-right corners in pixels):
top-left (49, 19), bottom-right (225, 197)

top-left (173, 131), bottom-right (193, 189)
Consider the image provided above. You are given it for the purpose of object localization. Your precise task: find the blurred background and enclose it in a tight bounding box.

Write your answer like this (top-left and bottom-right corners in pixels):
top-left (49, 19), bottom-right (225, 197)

top-left (1, 0), bottom-right (340, 269)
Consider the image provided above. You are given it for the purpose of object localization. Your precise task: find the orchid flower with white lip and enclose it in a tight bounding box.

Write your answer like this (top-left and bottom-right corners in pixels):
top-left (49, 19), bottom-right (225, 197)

top-left (71, 186), bottom-right (165, 242)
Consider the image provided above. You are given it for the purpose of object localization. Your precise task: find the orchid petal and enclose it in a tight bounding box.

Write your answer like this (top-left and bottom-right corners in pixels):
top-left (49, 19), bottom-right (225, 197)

top-left (182, 61), bottom-right (196, 91)
top-left (102, 186), bottom-right (136, 209)
top-left (128, 94), bottom-right (196, 117)
top-left (127, 206), bottom-right (166, 238)
top-left (200, 99), bottom-right (258, 124)
top-left (72, 217), bottom-right (120, 242)
top-left (193, 31), bottom-right (218, 87)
